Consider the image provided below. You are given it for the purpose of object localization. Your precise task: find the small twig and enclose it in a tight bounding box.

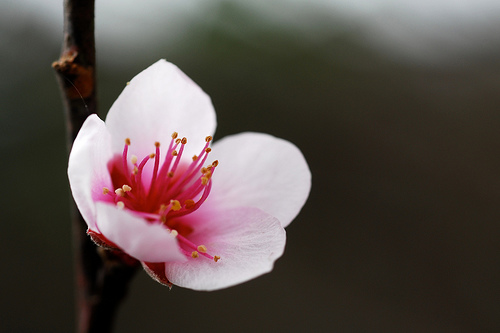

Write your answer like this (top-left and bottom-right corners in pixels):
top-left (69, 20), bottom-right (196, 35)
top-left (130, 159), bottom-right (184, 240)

top-left (52, 0), bottom-right (139, 332)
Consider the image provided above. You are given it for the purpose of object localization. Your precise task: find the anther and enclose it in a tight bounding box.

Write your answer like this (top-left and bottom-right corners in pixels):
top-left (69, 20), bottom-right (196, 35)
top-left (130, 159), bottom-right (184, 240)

top-left (115, 188), bottom-right (125, 196)
top-left (191, 251), bottom-right (199, 258)
top-left (116, 201), bottom-right (125, 209)
top-left (175, 138), bottom-right (181, 144)
top-left (149, 153), bottom-right (156, 158)
top-left (192, 155), bottom-right (198, 161)
top-left (102, 187), bottom-right (110, 195)
top-left (170, 230), bottom-right (178, 237)
top-left (201, 177), bottom-right (209, 185)
top-left (131, 155), bottom-right (138, 164)
top-left (212, 160), bottom-right (219, 167)
top-left (155, 141), bottom-right (160, 148)
top-left (214, 255), bottom-right (221, 262)
top-left (205, 147), bottom-right (212, 153)
top-left (171, 132), bottom-right (178, 139)
top-left (197, 245), bottom-right (207, 253)
top-left (122, 185), bottom-right (132, 192)
top-left (205, 136), bottom-right (212, 142)
top-left (172, 150), bottom-right (178, 156)
top-left (167, 172), bottom-right (174, 177)
top-left (170, 200), bottom-right (181, 211)
top-left (125, 138), bottom-right (131, 145)
top-left (184, 199), bottom-right (195, 209)
top-left (181, 137), bottom-right (187, 145)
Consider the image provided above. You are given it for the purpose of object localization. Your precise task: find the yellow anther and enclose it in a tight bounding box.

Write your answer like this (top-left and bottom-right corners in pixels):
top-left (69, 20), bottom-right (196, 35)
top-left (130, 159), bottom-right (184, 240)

top-left (197, 245), bottom-right (207, 253)
top-left (191, 251), bottom-right (199, 258)
top-left (171, 132), bottom-right (178, 139)
top-left (214, 255), bottom-right (221, 262)
top-left (172, 150), bottom-right (178, 156)
top-left (170, 230), bottom-right (178, 237)
top-left (149, 153), bottom-right (156, 158)
top-left (126, 81), bottom-right (130, 85)
top-left (181, 137), bottom-right (187, 145)
top-left (102, 187), bottom-right (110, 195)
top-left (201, 177), bottom-right (209, 185)
top-left (212, 160), bottom-right (219, 167)
top-left (170, 200), bottom-right (181, 211)
top-left (205, 147), bottom-right (212, 153)
top-left (125, 138), bottom-right (131, 145)
top-left (155, 141), bottom-right (160, 148)
top-left (175, 138), bottom-right (181, 144)
top-left (192, 155), bottom-right (198, 161)
top-left (115, 188), bottom-right (125, 197)
top-left (167, 172), bottom-right (174, 177)
top-left (131, 155), bottom-right (138, 164)
top-left (116, 201), bottom-right (125, 209)
top-left (122, 185), bottom-right (132, 192)
top-left (205, 136), bottom-right (212, 142)
top-left (184, 199), bottom-right (195, 209)
top-left (133, 166), bottom-right (138, 175)
top-left (200, 167), bottom-right (207, 174)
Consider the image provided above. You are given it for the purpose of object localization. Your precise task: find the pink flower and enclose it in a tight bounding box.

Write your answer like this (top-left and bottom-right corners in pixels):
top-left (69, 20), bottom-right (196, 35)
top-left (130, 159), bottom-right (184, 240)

top-left (68, 60), bottom-right (311, 291)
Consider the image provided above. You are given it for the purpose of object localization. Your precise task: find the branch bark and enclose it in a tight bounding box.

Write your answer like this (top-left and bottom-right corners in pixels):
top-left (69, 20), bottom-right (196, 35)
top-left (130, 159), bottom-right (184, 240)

top-left (52, 1), bottom-right (139, 332)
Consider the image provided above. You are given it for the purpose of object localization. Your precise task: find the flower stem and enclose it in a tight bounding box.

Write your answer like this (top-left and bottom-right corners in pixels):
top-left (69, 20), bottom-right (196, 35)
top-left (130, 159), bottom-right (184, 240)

top-left (52, 1), bottom-right (140, 332)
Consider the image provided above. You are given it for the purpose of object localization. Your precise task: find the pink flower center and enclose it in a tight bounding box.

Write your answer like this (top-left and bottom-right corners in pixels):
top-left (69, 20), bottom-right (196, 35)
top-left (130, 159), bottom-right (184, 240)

top-left (102, 132), bottom-right (220, 262)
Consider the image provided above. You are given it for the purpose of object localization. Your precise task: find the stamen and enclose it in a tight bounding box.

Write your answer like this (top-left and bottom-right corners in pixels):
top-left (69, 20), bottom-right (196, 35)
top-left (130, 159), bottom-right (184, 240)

top-left (184, 199), bottom-right (195, 209)
top-left (104, 134), bottom-right (222, 262)
top-left (170, 200), bottom-right (181, 211)
top-left (150, 142), bottom-right (161, 194)
top-left (122, 139), bottom-right (131, 182)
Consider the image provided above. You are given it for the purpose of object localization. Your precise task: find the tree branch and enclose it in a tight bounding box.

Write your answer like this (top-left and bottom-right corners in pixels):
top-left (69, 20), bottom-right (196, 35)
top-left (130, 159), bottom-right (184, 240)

top-left (52, 1), bottom-right (139, 332)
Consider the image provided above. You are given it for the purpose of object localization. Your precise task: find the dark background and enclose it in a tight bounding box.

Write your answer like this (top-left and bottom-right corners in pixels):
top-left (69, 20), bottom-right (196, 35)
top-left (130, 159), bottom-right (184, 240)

top-left (1, 1), bottom-right (499, 332)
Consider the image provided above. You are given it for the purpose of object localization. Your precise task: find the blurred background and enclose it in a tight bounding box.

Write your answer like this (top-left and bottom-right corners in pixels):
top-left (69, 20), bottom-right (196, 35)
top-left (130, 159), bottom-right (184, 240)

top-left (1, 0), bottom-right (500, 331)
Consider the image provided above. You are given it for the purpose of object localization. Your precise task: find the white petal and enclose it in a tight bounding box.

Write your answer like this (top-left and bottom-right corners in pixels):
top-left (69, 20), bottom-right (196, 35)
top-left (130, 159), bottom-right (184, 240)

top-left (68, 115), bottom-right (113, 230)
top-left (105, 59), bottom-right (217, 158)
top-left (208, 132), bottom-right (311, 227)
top-left (165, 207), bottom-right (286, 291)
top-left (95, 203), bottom-right (186, 263)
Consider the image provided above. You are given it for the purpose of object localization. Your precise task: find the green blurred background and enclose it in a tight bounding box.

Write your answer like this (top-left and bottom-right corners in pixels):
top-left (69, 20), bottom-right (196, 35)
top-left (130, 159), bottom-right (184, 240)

top-left (1, 0), bottom-right (500, 331)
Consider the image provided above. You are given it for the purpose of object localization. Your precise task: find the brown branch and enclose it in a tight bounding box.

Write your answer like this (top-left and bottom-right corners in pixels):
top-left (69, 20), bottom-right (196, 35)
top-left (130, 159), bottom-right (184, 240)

top-left (52, 1), bottom-right (139, 332)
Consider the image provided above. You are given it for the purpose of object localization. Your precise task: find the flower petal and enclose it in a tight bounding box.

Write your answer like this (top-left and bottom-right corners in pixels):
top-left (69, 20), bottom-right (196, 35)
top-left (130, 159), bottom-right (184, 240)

top-left (105, 59), bottom-right (217, 158)
top-left (164, 207), bottom-right (286, 291)
top-left (95, 202), bottom-right (186, 263)
top-left (68, 114), bottom-right (113, 230)
top-left (208, 132), bottom-right (311, 227)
